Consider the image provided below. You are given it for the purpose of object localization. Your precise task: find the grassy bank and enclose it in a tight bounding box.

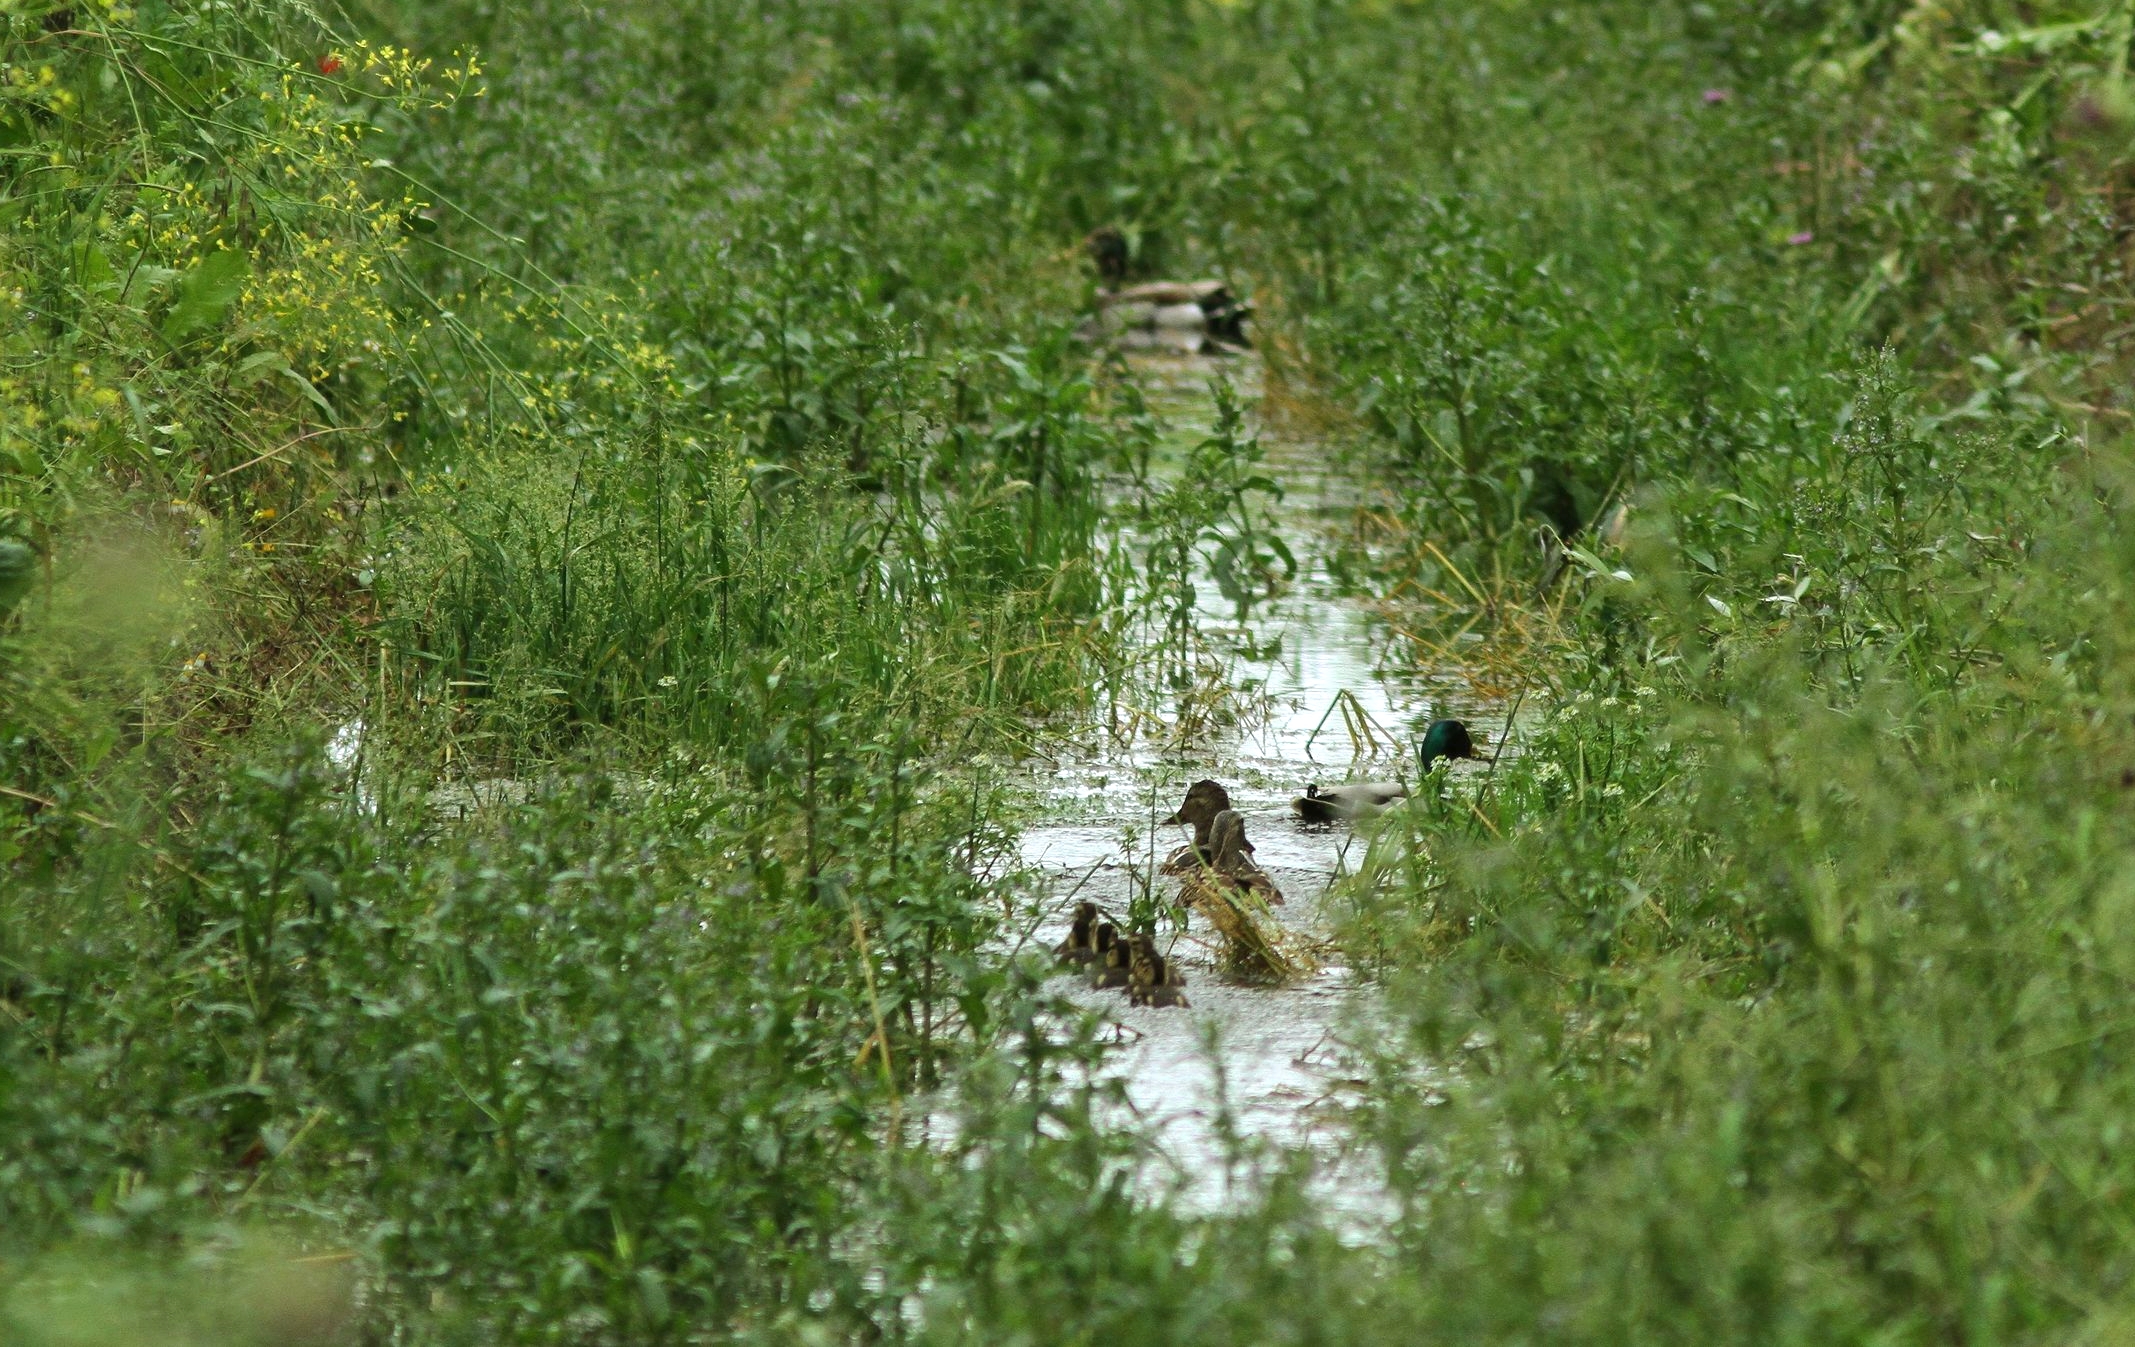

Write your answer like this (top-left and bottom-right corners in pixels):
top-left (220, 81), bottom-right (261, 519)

top-left (1309, 4), bottom-right (2135, 1342)
top-left (9, 0), bottom-right (2135, 1342)
top-left (0, 2), bottom-right (1184, 1339)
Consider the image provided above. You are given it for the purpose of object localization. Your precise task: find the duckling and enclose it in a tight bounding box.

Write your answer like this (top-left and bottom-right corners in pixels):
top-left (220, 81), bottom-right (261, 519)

top-left (1052, 900), bottom-right (1101, 965)
top-left (1159, 779), bottom-right (1253, 874)
top-left (1126, 933), bottom-right (1190, 1008)
top-left (1179, 809), bottom-right (1286, 908)
top-left (1292, 718), bottom-right (1478, 822)
top-left (1089, 922), bottom-right (1131, 989)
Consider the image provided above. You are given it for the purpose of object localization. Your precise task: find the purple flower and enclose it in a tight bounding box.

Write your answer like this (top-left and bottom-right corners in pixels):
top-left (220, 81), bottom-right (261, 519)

top-left (1702, 88), bottom-right (1732, 105)
top-left (1786, 230), bottom-right (1815, 246)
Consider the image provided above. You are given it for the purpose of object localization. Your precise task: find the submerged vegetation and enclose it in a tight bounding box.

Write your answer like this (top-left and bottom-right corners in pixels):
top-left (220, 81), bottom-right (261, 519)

top-left (8, 0), bottom-right (2135, 1341)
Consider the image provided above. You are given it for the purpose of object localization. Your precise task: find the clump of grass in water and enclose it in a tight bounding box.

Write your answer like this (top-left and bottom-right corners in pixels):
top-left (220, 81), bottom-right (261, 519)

top-left (1193, 885), bottom-right (1319, 983)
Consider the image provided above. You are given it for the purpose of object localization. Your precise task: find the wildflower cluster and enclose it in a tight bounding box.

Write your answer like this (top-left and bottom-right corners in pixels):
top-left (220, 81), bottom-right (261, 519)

top-left (0, 6), bottom-right (472, 541)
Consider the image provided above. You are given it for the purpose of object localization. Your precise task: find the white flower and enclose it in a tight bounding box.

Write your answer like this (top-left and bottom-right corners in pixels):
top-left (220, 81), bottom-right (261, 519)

top-left (657, 675), bottom-right (679, 688)
top-left (1601, 783), bottom-right (1625, 798)
top-left (1535, 761), bottom-right (1565, 783)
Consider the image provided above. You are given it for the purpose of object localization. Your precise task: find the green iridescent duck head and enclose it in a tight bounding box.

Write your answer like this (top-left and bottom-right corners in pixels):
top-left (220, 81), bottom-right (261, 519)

top-left (1418, 718), bottom-right (1477, 774)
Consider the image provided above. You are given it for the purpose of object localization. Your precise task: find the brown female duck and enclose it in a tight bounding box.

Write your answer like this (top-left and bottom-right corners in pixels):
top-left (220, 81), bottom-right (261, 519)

top-left (1159, 779), bottom-right (1253, 875)
top-left (1178, 809), bottom-right (1285, 908)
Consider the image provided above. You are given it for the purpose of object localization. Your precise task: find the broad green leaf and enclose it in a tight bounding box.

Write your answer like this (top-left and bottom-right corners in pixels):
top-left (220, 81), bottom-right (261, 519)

top-left (281, 368), bottom-right (337, 421)
top-left (235, 350), bottom-right (292, 383)
top-left (162, 248), bottom-right (250, 349)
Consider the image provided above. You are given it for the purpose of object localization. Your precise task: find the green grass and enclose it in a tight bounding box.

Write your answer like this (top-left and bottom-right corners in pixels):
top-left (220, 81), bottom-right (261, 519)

top-left (9, 0), bottom-right (2135, 1341)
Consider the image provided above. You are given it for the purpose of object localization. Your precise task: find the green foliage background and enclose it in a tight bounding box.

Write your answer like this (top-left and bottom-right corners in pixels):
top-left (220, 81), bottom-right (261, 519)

top-left (8, 0), bottom-right (2135, 1342)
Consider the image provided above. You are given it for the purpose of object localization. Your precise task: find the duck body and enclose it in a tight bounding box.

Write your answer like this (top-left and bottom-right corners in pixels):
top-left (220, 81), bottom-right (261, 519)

top-left (1292, 780), bottom-right (1406, 823)
top-left (1093, 281), bottom-right (1251, 354)
top-left (1160, 841), bottom-right (1215, 875)
top-left (1080, 228), bottom-right (1250, 351)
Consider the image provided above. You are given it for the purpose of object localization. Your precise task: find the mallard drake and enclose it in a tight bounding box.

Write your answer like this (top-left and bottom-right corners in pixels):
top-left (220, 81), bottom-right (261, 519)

top-left (1126, 933), bottom-right (1190, 1008)
top-left (1053, 900), bottom-right (1101, 966)
top-left (1292, 718), bottom-right (1478, 822)
top-left (1179, 809), bottom-right (1285, 908)
top-left (1089, 922), bottom-right (1131, 989)
top-left (1160, 779), bottom-right (1253, 875)
top-left (1079, 229), bottom-right (1251, 353)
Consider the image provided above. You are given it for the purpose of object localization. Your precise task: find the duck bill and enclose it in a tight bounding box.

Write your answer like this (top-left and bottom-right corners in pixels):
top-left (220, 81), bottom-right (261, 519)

top-left (1161, 809), bottom-right (1184, 825)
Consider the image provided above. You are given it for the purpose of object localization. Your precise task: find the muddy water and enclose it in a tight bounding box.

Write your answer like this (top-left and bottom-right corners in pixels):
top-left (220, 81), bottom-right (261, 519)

top-left (1012, 351), bottom-right (1480, 1222)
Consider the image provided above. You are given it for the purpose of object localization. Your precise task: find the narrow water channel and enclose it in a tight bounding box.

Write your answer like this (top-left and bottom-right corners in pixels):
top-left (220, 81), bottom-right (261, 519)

top-left (389, 347), bottom-right (1486, 1223)
top-left (1013, 350), bottom-right (1482, 1222)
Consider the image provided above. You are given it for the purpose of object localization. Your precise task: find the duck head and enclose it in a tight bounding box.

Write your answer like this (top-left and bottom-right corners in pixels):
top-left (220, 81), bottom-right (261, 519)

top-left (1209, 809), bottom-right (1250, 866)
top-left (1418, 718), bottom-right (1477, 774)
top-left (1163, 779), bottom-right (1233, 831)
top-left (1086, 225), bottom-right (1129, 285)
